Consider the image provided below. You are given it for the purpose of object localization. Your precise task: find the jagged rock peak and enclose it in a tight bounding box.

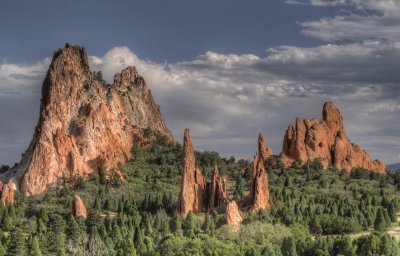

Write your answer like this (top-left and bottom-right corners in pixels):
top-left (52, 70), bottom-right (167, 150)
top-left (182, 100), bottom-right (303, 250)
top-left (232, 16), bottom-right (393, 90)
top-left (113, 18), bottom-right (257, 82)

top-left (226, 201), bottom-right (242, 225)
top-left (6, 44), bottom-right (173, 196)
top-left (258, 133), bottom-right (273, 162)
top-left (73, 195), bottom-right (87, 218)
top-left (279, 101), bottom-right (386, 174)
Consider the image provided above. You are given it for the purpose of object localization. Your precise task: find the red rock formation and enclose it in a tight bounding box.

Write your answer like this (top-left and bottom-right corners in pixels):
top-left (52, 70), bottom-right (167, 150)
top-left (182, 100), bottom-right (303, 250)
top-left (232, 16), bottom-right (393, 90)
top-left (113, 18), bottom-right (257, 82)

top-left (179, 129), bottom-right (228, 216)
top-left (226, 201), bottom-right (242, 225)
top-left (207, 165), bottom-right (228, 212)
top-left (1, 181), bottom-right (15, 206)
top-left (72, 195), bottom-right (87, 218)
top-left (280, 102), bottom-right (386, 174)
top-left (5, 44), bottom-right (172, 195)
top-left (179, 128), bottom-right (206, 216)
top-left (258, 133), bottom-right (273, 162)
top-left (249, 135), bottom-right (270, 212)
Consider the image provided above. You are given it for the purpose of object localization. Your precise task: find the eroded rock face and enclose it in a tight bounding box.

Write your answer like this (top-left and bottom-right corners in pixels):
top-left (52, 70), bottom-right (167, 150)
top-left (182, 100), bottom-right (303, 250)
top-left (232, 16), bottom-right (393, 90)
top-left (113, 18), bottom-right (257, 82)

top-left (226, 201), bottom-right (242, 225)
top-left (249, 135), bottom-right (270, 212)
top-left (179, 128), bottom-right (206, 216)
top-left (7, 44), bottom-right (173, 195)
top-left (279, 102), bottom-right (386, 174)
top-left (207, 165), bottom-right (228, 212)
top-left (72, 195), bottom-right (87, 218)
top-left (1, 181), bottom-right (15, 206)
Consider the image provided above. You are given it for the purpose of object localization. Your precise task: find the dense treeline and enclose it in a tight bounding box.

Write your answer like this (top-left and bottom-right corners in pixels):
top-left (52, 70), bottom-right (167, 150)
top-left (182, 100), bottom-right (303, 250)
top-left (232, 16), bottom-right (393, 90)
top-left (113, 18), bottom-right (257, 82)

top-left (0, 133), bottom-right (400, 255)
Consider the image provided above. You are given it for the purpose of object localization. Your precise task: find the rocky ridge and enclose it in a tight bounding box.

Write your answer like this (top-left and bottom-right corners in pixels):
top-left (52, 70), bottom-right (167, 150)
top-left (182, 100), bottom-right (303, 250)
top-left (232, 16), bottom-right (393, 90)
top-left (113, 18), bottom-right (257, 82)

top-left (279, 102), bottom-right (386, 173)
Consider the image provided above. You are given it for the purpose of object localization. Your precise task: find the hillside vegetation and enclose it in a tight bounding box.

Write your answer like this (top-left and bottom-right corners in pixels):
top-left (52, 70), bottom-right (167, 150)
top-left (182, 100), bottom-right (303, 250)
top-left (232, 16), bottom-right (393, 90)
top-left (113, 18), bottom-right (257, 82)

top-left (1, 134), bottom-right (400, 256)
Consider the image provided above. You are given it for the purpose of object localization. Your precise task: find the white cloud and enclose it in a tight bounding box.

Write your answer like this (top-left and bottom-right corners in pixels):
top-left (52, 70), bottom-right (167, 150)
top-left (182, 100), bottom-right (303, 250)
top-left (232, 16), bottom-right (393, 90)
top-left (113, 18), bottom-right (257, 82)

top-left (291, 0), bottom-right (400, 42)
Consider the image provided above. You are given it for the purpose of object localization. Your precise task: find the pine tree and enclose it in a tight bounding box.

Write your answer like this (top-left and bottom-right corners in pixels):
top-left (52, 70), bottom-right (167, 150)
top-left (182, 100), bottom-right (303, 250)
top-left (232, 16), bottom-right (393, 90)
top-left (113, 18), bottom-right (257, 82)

top-left (388, 200), bottom-right (398, 222)
top-left (203, 213), bottom-right (211, 235)
top-left (0, 211), bottom-right (12, 231)
top-left (171, 214), bottom-right (182, 236)
top-left (30, 236), bottom-right (43, 256)
top-left (184, 211), bottom-right (195, 238)
top-left (134, 227), bottom-right (146, 254)
top-left (309, 217), bottom-right (322, 235)
top-left (374, 207), bottom-right (387, 231)
top-left (333, 236), bottom-right (355, 256)
top-left (122, 239), bottom-right (137, 256)
top-left (66, 216), bottom-right (80, 242)
top-left (7, 228), bottom-right (26, 256)
top-left (281, 236), bottom-right (297, 256)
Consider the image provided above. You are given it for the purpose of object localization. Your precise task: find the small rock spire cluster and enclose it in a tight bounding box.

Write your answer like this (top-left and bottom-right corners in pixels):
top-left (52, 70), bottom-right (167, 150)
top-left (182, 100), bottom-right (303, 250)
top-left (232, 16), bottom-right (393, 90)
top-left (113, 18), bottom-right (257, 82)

top-left (279, 102), bottom-right (386, 173)
top-left (178, 129), bottom-right (228, 217)
top-left (179, 130), bottom-right (273, 224)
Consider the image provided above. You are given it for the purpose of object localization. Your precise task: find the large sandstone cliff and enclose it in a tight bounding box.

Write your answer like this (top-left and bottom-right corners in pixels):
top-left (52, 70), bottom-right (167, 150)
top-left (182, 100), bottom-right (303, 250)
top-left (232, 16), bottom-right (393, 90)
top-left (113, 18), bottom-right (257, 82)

top-left (6, 44), bottom-right (173, 195)
top-left (279, 102), bottom-right (386, 173)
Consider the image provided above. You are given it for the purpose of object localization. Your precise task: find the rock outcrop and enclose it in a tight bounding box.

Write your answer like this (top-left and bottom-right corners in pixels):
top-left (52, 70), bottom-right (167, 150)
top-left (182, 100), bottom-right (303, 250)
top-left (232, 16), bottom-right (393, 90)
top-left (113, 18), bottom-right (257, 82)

top-left (1, 181), bottom-right (15, 206)
top-left (207, 165), bottom-right (228, 212)
top-left (279, 102), bottom-right (386, 174)
top-left (72, 195), bottom-right (87, 218)
top-left (249, 134), bottom-right (270, 212)
top-left (226, 201), bottom-right (242, 225)
top-left (178, 129), bottom-right (227, 216)
top-left (5, 44), bottom-right (173, 195)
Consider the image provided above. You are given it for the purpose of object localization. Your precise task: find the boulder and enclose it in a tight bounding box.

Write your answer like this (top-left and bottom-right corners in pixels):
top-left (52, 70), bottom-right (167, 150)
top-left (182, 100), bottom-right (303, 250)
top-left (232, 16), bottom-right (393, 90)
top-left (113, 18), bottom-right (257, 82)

top-left (226, 201), bottom-right (242, 225)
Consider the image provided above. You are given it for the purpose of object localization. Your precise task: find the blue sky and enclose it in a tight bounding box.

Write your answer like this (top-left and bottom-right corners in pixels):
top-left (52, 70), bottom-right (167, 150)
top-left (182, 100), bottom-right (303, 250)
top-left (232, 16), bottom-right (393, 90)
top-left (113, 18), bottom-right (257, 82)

top-left (0, 0), bottom-right (399, 165)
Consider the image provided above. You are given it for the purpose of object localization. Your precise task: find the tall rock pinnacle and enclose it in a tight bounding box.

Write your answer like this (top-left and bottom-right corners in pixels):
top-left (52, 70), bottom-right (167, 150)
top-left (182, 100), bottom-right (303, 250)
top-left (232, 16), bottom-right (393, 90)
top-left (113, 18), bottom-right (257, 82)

top-left (5, 44), bottom-right (173, 195)
top-left (279, 101), bottom-right (386, 173)
top-left (249, 134), bottom-right (270, 212)
top-left (179, 128), bottom-right (206, 216)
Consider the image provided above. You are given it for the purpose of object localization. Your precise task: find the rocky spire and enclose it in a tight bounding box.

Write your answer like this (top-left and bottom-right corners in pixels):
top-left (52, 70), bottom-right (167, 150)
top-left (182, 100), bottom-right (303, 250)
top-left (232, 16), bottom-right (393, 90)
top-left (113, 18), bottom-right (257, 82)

top-left (249, 134), bottom-right (270, 212)
top-left (72, 195), bottom-right (87, 218)
top-left (258, 133), bottom-right (273, 162)
top-left (179, 128), bottom-right (206, 216)
top-left (4, 44), bottom-right (173, 195)
top-left (226, 201), bottom-right (242, 225)
top-left (279, 101), bottom-right (386, 173)
top-left (207, 165), bottom-right (227, 212)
